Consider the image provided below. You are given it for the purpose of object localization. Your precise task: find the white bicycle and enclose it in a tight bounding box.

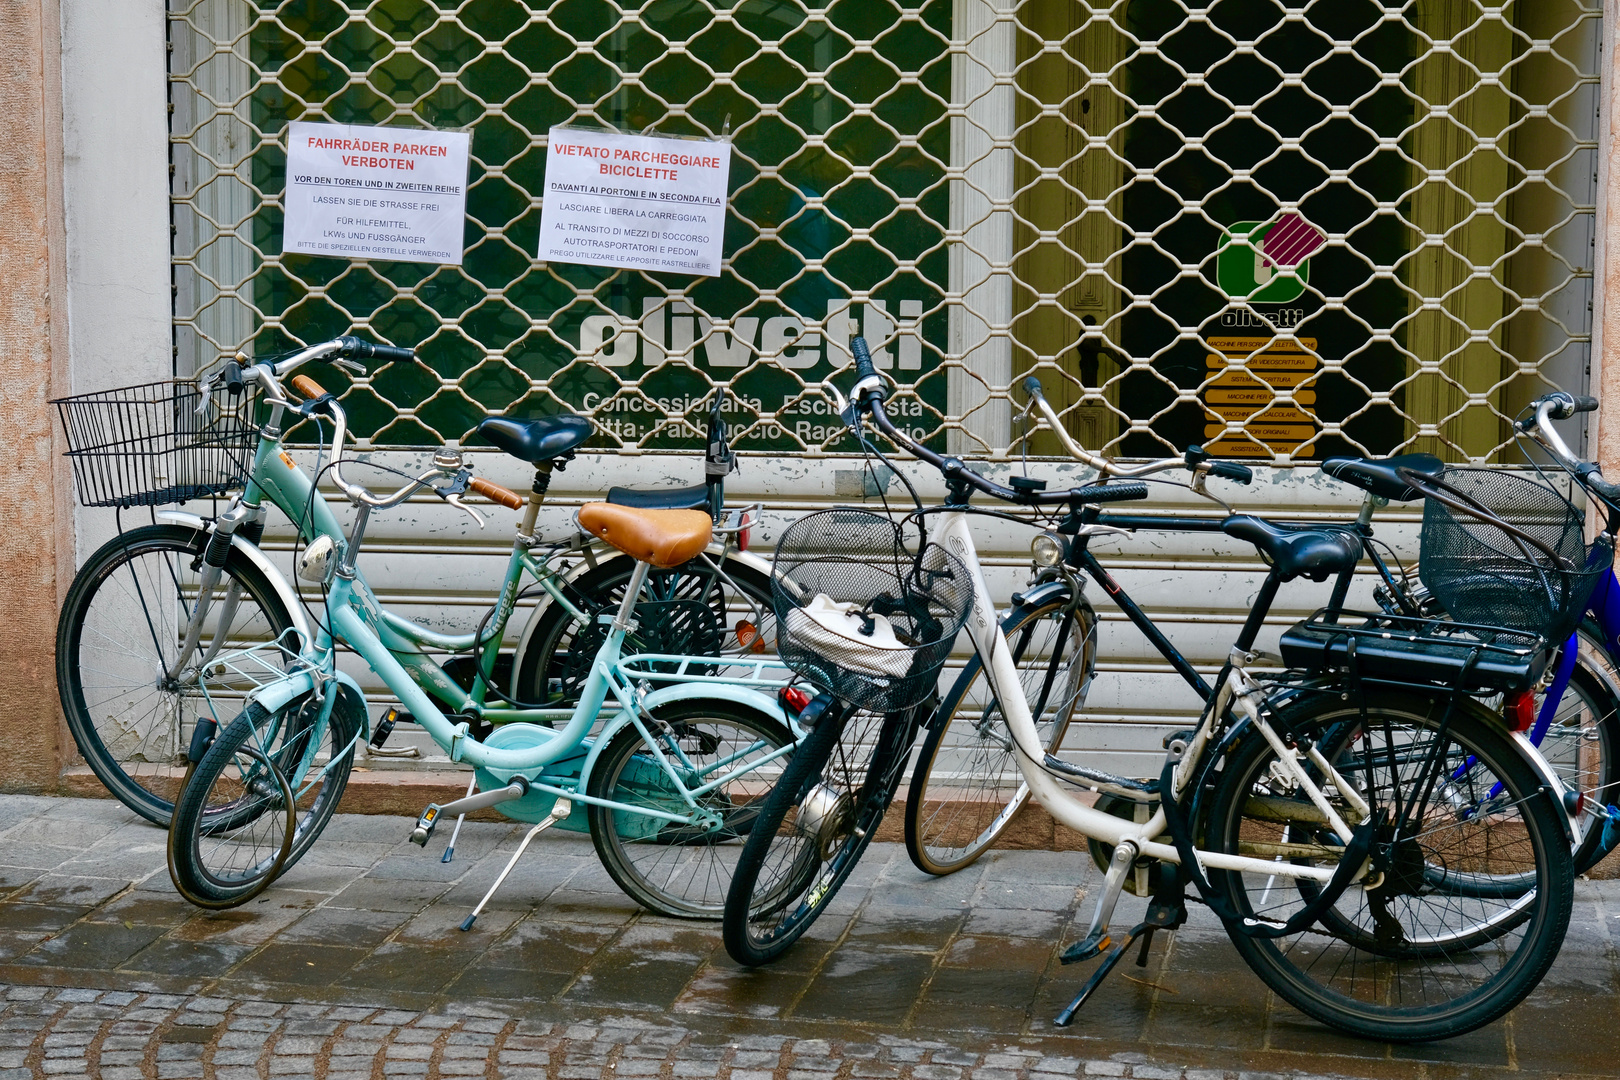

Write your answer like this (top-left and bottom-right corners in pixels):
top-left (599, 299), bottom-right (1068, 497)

top-left (723, 338), bottom-right (1581, 1043)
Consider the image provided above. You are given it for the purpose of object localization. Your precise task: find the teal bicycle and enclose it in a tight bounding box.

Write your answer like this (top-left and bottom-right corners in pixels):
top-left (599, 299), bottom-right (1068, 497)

top-left (144, 338), bottom-right (803, 919)
top-left (53, 340), bottom-right (774, 830)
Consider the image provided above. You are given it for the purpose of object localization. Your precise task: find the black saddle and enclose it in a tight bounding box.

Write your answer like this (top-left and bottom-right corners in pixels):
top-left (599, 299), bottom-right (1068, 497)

top-left (1321, 453), bottom-right (1443, 503)
top-left (477, 415), bottom-right (593, 463)
top-left (1222, 516), bottom-right (1362, 582)
top-left (606, 484), bottom-right (710, 512)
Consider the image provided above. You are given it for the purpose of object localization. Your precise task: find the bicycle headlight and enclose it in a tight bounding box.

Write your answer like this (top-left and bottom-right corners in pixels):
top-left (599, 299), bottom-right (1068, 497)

top-left (1032, 531), bottom-right (1068, 568)
top-left (298, 534), bottom-right (337, 583)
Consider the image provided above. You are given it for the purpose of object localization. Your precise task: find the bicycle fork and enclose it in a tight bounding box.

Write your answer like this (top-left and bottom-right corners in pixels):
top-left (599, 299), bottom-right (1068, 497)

top-left (171, 504), bottom-right (261, 685)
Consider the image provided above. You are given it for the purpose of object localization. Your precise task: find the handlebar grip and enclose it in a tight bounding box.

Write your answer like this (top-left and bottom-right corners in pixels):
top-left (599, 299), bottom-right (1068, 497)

top-left (1070, 481), bottom-right (1149, 505)
top-left (222, 360), bottom-right (245, 396)
top-left (468, 476), bottom-right (524, 510)
top-left (1572, 395), bottom-right (1600, 414)
top-left (1022, 375), bottom-right (1045, 399)
top-left (1208, 459), bottom-right (1254, 485)
top-left (851, 336), bottom-right (878, 380)
top-left (290, 374), bottom-right (330, 401)
top-left (364, 343), bottom-right (416, 363)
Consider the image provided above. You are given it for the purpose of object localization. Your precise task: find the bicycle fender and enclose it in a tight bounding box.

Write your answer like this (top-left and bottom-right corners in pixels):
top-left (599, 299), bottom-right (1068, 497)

top-left (154, 510), bottom-right (313, 648)
top-left (1508, 729), bottom-right (1583, 846)
top-left (250, 668), bottom-right (368, 728)
top-left (576, 683), bottom-right (796, 790)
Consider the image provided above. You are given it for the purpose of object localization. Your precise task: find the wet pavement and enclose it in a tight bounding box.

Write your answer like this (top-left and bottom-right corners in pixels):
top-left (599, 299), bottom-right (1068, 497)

top-left (0, 795), bottom-right (1617, 1080)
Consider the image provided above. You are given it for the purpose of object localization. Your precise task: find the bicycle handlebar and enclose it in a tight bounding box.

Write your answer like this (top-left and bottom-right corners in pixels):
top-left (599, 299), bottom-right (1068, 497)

top-left (1018, 370), bottom-right (1253, 486)
top-left (843, 337), bottom-right (1148, 508)
top-left (1514, 392), bottom-right (1620, 513)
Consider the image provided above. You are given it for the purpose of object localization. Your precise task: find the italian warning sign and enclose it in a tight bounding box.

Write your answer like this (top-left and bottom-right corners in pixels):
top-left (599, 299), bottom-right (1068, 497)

top-left (538, 126), bottom-right (731, 277)
top-left (282, 121), bottom-right (471, 265)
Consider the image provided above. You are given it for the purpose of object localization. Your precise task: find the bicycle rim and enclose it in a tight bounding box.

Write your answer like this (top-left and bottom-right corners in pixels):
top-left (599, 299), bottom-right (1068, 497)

top-left (58, 525), bottom-right (294, 825)
top-left (724, 706), bottom-right (917, 965)
top-left (1209, 691), bottom-right (1572, 1041)
top-left (587, 700), bottom-right (793, 918)
top-left (513, 554), bottom-right (774, 707)
top-left (906, 598), bottom-right (1089, 874)
top-left (168, 717), bottom-right (296, 908)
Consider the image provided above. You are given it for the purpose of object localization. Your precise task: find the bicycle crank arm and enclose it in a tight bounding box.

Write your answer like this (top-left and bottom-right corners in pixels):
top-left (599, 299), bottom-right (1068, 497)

top-left (409, 777), bottom-right (530, 846)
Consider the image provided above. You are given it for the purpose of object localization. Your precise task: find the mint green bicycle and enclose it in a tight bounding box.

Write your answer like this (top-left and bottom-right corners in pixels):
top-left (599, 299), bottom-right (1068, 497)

top-left (116, 338), bottom-right (802, 919)
top-left (54, 340), bottom-right (774, 832)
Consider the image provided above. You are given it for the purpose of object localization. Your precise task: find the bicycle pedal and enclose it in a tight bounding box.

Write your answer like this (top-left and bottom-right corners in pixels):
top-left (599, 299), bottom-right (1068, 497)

top-left (1059, 928), bottom-right (1111, 965)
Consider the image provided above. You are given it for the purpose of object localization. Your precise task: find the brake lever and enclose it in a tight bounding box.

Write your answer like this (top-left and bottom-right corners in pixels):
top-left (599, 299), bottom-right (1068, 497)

top-left (194, 371), bottom-right (221, 416)
top-left (332, 357), bottom-right (367, 375)
top-left (445, 493), bottom-right (486, 529)
top-left (433, 468), bottom-right (486, 528)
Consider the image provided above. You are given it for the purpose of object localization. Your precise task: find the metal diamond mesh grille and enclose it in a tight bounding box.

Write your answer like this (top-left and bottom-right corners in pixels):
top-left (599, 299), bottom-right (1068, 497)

top-left (169, 0), bottom-right (1600, 463)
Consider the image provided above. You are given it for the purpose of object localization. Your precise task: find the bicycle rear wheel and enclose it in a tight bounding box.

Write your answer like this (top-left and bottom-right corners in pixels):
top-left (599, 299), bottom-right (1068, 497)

top-left (1207, 690), bottom-right (1572, 1042)
top-left (1534, 636), bottom-right (1620, 873)
top-left (722, 702), bottom-right (924, 966)
top-left (905, 594), bottom-right (1091, 874)
top-left (57, 524), bottom-right (295, 825)
top-left (513, 554), bottom-right (774, 708)
top-left (587, 700), bottom-right (793, 918)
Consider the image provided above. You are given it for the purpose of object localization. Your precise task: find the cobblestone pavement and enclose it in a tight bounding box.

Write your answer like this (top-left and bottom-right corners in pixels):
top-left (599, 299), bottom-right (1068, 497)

top-left (1, 794), bottom-right (1616, 1080)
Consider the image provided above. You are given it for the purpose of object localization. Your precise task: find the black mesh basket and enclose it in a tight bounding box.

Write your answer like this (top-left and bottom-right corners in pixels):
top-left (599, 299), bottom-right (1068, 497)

top-left (772, 509), bottom-right (973, 714)
top-left (1413, 467), bottom-right (1613, 642)
top-left (53, 381), bottom-right (259, 509)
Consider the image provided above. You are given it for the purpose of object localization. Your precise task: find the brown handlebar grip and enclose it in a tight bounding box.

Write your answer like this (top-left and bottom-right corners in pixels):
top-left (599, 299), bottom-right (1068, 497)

top-left (469, 476), bottom-right (524, 510)
top-left (290, 374), bottom-right (329, 401)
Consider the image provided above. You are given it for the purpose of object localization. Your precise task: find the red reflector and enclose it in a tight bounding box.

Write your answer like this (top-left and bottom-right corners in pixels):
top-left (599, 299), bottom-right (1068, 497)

top-left (779, 686), bottom-right (812, 714)
top-left (738, 510), bottom-right (752, 552)
top-left (1506, 690), bottom-right (1537, 733)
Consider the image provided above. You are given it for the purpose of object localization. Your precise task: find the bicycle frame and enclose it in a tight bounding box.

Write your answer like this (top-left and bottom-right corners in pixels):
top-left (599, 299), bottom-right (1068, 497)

top-left (931, 508), bottom-right (1352, 885)
top-left (202, 396), bottom-right (800, 836)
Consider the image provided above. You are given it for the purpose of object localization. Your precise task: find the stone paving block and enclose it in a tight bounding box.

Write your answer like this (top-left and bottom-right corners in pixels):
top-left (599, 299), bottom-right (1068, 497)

top-left (389, 1042), bottom-right (436, 1059)
top-left (730, 1072), bottom-right (775, 1080)
top-left (269, 1057), bottom-right (318, 1075)
top-left (210, 1050), bottom-right (261, 1066)
top-left (1133, 1069), bottom-right (1182, 1080)
top-left (1084, 1065), bottom-right (1127, 1077)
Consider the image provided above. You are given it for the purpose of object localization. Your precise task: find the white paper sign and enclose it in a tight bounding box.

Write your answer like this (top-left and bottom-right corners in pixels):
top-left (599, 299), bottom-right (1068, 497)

top-left (283, 121), bottom-right (470, 264)
top-left (538, 126), bottom-right (731, 277)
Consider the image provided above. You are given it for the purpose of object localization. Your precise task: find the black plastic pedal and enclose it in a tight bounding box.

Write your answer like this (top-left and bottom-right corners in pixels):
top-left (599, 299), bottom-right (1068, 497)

top-left (1059, 927), bottom-right (1111, 965)
top-left (371, 709), bottom-right (398, 749)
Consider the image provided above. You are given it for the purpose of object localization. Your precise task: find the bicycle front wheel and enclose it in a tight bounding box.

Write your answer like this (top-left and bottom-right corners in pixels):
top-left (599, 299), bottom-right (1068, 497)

top-left (722, 703), bottom-right (922, 966)
top-left (1532, 643), bottom-right (1620, 873)
top-left (57, 524), bottom-right (296, 825)
top-left (1207, 690), bottom-right (1572, 1042)
top-left (905, 595), bottom-right (1091, 874)
top-left (587, 700), bottom-right (793, 918)
top-left (167, 712), bottom-right (296, 909)
top-left (167, 690), bottom-right (360, 908)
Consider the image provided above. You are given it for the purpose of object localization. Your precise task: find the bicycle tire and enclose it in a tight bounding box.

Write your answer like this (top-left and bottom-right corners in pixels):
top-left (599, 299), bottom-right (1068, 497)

top-left (1206, 689), bottom-right (1572, 1042)
top-left (722, 703), bottom-right (923, 966)
top-left (587, 700), bottom-right (793, 918)
top-left (512, 553), bottom-right (773, 708)
top-left (167, 689), bottom-right (361, 909)
top-left (904, 595), bottom-right (1092, 875)
top-left (167, 712), bottom-right (296, 909)
top-left (57, 524), bottom-right (296, 826)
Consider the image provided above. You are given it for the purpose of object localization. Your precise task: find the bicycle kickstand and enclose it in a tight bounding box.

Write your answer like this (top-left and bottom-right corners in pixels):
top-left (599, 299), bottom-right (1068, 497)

top-left (1055, 856), bottom-right (1186, 1027)
top-left (442, 774), bottom-right (477, 863)
top-left (460, 798), bottom-right (572, 932)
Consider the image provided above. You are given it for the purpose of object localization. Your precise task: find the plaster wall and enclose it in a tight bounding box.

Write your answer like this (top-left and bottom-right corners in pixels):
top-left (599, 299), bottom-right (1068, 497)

top-left (0, 0), bottom-right (69, 791)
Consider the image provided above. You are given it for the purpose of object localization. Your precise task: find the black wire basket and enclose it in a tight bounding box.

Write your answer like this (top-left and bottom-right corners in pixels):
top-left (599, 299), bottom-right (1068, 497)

top-left (53, 380), bottom-right (259, 509)
top-left (1411, 466), bottom-right (1613, 643)
top-left (772, 509), bottom-right (973, 714)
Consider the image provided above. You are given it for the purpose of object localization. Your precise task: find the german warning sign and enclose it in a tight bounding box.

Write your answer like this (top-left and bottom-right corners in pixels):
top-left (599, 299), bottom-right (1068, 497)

top-left (282, 121), bottom-right (470, 265)
top-left (539, 126), bottom-right (731, 277)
